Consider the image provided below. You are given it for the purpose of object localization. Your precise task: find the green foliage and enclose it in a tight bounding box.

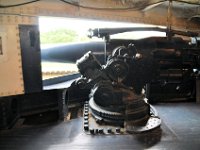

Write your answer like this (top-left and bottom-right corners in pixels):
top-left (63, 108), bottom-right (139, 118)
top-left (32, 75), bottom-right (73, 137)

top-left (40, 28), bottom-right (83, 44)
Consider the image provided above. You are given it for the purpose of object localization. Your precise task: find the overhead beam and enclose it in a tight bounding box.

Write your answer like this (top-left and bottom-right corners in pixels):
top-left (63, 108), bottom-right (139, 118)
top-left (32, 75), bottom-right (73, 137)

top-left (0, 0), bottom-right (199, 31)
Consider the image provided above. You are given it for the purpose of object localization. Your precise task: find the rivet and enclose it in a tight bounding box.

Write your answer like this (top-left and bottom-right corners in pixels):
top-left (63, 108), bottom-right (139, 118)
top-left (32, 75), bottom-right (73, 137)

top-left (84, 124), bottom-right (89, 131)
top-left (84, 120), bottom-right (88, 124)
top-left (89, 128), bottom-right (94, 134)
top-left (95, 129), bottom-right (99, 134)
top-left (84, 116), bottom-right (88, 120)
top-left (98, 128), bottom-right (104, 134)
top-left (107, 128), bottom-right (112, 133)
top-left (84, 113), bottom-right (88, 117)
top-left (116, 128), bottom-right (121, 133)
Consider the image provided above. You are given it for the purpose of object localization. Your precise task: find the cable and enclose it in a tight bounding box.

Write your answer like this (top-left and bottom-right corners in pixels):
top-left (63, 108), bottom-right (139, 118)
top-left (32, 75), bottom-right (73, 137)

top-left (1, 0), bottom-right (199, 9)
top-left (59, 0), bottom-right (167, 11)
top-left (0, 0), bottom-right (40, 8)
top-left (173, 0), bottom-right (200, 6)
top-left (60, 0), bottom-right (200, 11)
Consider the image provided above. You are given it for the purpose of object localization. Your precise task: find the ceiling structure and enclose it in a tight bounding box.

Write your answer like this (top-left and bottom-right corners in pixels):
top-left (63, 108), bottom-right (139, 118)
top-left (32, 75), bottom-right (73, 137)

top-left (0, 0), bottom-right (200, 31)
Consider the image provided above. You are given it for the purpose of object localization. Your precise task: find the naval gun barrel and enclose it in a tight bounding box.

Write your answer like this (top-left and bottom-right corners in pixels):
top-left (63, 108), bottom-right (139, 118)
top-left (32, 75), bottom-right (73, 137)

top-left (88, 27), bottom-right (198, 38)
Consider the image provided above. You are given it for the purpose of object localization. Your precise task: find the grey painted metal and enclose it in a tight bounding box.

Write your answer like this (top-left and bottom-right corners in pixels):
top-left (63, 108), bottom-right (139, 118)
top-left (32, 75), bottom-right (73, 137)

top-left (1, 103), bottom-right (200, 149)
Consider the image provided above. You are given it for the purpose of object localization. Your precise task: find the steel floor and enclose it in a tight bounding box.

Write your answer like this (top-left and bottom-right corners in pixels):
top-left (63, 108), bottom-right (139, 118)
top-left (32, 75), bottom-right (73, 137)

top-left (1, 103), bottom-right (200, 150)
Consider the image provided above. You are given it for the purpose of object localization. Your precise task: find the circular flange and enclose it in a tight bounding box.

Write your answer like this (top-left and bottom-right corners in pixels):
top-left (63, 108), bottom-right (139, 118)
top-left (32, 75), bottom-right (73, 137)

top-left (83, 101), bottom-right (161, 135)
top-left (125, 116), bottom-right (161, 133)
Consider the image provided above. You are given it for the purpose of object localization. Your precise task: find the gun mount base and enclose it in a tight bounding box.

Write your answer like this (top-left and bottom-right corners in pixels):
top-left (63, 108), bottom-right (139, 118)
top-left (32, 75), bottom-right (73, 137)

top-left (83, 101), bottom-right (161, 135)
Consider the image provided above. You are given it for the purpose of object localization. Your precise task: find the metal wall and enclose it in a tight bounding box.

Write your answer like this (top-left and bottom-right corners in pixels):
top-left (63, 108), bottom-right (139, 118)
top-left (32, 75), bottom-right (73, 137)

top-left (0, 15), bottom-right (38, 97)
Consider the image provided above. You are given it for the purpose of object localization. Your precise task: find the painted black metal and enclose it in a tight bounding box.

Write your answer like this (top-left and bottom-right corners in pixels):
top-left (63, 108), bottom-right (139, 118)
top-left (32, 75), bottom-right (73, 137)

top-left (0, 89), bottom-right (68, 129)
top-left (42, 36), bottom-right (199, 103)
top-left (43, 73), bottom-right (80, 86)
top-left (19, 25), bottom-right (42, 93)
top-left (18, 90), bottom-right (58, 116)
top-left (106, 38), bottom-right (199, 101)
top-left (57, 89), bottom-right (68, 121)
top-left (41, 41), bottom-right (106, 64)
top-left (0, 97), bottom-right (19, 129)
top-left (88, 27), bottom-right (198, 38)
